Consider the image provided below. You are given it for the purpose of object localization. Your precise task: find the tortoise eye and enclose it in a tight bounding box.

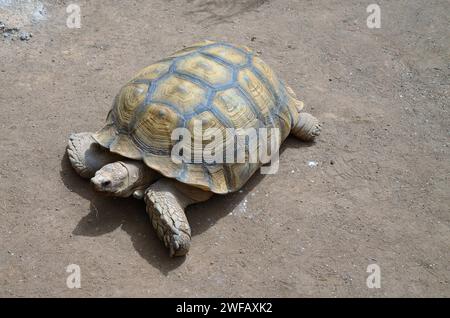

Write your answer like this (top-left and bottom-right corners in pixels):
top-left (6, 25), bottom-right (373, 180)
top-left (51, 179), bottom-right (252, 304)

top-left (101, 180), bottom-right (111, 187)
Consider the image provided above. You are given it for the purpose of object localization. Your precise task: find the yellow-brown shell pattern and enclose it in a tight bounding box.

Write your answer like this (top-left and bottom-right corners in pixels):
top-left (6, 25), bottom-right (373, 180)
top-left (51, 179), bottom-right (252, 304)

top-left (93, 41), bottom-right (302, 193)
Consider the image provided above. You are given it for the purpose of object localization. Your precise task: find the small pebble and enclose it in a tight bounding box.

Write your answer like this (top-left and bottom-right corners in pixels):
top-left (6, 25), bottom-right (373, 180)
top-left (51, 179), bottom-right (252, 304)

top-left (308, 161), bottom-right (318, 167)
top-left (19, 32), bottom-right (32, 41)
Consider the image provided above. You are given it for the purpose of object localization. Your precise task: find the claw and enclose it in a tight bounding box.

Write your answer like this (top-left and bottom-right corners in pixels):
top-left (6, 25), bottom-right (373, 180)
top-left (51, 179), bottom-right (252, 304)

top-left (167, 233), bottom-right (189, 257)
top-left (169, 241), bottom-right (175, 257)
top-left (170, 236), bottom-right (180, 257)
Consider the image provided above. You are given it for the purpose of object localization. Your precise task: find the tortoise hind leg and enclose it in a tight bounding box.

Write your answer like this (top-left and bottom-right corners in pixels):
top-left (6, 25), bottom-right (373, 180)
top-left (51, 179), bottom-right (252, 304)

top-left (67, 132), bottom-right (122, 178)
top-left (285, 87), bottom-right (321, 141)
top-left (145, 178), bottom-right (213, 257)
top-left (291, 113), bottom-right (321, 141)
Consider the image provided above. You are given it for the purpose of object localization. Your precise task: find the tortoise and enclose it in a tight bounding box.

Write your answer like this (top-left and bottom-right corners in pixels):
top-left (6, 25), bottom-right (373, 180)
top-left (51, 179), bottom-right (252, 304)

top-left (67, 41), bottom-right (321, 256)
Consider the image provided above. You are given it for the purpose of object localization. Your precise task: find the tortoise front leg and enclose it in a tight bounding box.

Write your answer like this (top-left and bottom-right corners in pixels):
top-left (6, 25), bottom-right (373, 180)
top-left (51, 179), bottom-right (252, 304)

top-left (67, 132), bottom-right (121, 178)
top-left (144, 178), bottom-right (213, 257)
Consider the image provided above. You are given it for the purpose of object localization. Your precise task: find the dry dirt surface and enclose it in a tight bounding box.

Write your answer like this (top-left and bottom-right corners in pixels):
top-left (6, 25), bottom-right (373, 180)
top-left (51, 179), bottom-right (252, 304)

top-left (0, 0), bottom-right (449, 297)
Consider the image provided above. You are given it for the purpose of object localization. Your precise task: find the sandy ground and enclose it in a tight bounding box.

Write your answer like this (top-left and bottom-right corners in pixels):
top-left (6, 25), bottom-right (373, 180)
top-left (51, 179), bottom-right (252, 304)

top-left (0, 0), bottom-right (449, 297)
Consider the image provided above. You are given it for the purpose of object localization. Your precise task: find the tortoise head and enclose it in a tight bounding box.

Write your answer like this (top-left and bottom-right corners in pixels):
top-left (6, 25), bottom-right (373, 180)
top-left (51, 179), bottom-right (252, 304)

top-left (91, 161), bottom-right (132, 197)
top-left (90, 161), bottom-right (158, 198)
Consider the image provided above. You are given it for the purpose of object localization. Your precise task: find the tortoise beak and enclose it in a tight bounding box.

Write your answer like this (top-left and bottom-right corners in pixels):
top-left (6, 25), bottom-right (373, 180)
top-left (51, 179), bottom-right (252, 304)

top-left (90, 175), bottom-right (111, 192)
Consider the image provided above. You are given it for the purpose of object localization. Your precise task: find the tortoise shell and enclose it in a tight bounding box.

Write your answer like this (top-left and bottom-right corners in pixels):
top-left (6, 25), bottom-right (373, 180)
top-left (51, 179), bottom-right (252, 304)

top-left (93, 41), bottom-right (303, 193)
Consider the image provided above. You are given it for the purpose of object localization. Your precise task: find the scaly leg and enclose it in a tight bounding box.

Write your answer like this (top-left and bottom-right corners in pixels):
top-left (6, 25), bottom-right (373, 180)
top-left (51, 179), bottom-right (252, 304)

top-left (291, 113), bottom-right (321, 141)
top-left (144, 178), bottom-right (213, 257)
top-left (67, 132), bottom-right (122, 178)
